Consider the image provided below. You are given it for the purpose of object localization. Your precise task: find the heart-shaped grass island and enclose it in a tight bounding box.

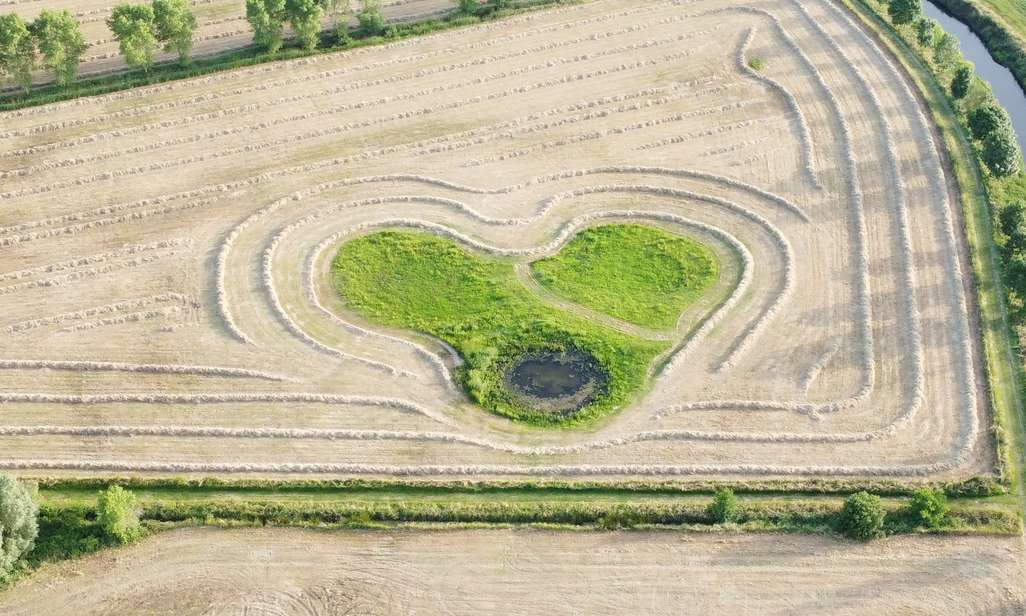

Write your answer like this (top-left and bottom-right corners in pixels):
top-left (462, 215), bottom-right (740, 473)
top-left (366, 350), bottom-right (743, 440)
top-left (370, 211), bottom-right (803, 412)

top-left (332, 223), bottom-right (724, 426)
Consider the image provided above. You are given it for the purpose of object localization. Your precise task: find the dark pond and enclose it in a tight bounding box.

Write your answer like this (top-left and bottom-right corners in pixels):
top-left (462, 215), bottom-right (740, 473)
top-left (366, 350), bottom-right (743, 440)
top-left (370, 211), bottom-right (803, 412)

top-left (505, 349), bottom-right (607, 415)
top-left (923, 1), bottom-right (1026, 155)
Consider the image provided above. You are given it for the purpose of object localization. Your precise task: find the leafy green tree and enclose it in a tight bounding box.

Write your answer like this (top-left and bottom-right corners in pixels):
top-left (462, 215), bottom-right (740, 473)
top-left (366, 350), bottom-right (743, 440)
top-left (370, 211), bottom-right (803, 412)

top-left (108, 4), bottom-right (159, 72)
top-left (907, 488), bottom-right (949, 529)
top-left (914, 17), bottom-right (935, 47)
top-left (982, 124), bottom-right (1022, 178)
top-left (838, 491), bottom-right (885, 540)
top-left (0, 475), bottom-right (39, 580)
top-left (153, 0), bottom-right (197, 64)
top-left (357, 0), bottom-right (385, 36)
top-left (888, 0), bottom-right (921, 25)
top-left (706, 487), bottom-right (738, 523)
top-left (950, 63), bottom-right (972, 100)
top-left (322, 0), bottom-right (351, 42)
top-left (458, 0), bottom-right (479, 15)
top-left (0, 13), bottom-right (35, 92)
top-left (932, 31), bottom-right (961, 71)
top-left (246, 0), bottom-right (287, 53)
top-left (30, 10), bottom-right (87, 86)
top-left (284, 0), bottom-right (323, 50)
top-left (97, 485), bottom-right (142, 544)
top-left (968, 104), bottom-right (1011, 141)
top-left (1000, 201), bottom-right (1026, 253)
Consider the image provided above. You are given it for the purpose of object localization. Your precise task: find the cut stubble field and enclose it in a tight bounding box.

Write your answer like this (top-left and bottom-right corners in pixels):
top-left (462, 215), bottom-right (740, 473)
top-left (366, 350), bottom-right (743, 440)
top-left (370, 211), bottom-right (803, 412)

top-left (1, 527), bottom-right (1024, 615)
top-left (0, 0), bottom-right (996, 483)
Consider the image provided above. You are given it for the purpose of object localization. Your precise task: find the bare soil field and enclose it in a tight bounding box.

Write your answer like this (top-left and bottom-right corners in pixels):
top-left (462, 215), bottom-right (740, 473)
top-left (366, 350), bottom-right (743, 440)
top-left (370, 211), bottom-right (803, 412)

top-left (0, 0), bottom-right (993, 481)
top-left (0, 527), bottom-right (1022, 615)
top-left (2, 0), bottom-right (456, 83)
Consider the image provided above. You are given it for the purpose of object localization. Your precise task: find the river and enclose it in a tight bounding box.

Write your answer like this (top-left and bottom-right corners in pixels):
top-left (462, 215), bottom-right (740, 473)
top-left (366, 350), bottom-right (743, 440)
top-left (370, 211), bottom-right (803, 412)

top-left (923, 0), bottom-right (1026, 155)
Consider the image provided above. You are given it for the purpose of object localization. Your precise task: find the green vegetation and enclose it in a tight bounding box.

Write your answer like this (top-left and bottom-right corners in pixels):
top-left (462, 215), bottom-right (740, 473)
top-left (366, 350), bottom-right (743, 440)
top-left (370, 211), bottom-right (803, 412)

top-left (286, 0), bottom-right (325, 50)
top-left (747, 56), bottom-right (765, 71)
top-left (333, 230), bottom-right (665, 425)
top-left (0, 476), bottom-right (38, 582)
top-left (907, 487), bottom-right (950, 529)
top-left (357, 0), bottom-right (386, 36)
top-left (108, 5), bottom-right (159, 73)
top-left (96, 486), bottom-right (142, 544)
top-left (838, 492), bottom-right (886, 540)
top-left (706, 487), bottom-right (738, 523)
top-left (0, 14), bottom-right (35, 92)
top-left (245, 0), bottom-right (287, 53)
top-left (153, 0), bottom-right (197, 64)
top-left (530, 225), bottom-right (718, 330)
top-left (889, 0), bottom-right (922, 25)
top-left (929, 0), bottom-right (1026, 95)
top-left (951, 61), bottom-right (973, 98)
top-left (29, 10), bottom-right (86, 87)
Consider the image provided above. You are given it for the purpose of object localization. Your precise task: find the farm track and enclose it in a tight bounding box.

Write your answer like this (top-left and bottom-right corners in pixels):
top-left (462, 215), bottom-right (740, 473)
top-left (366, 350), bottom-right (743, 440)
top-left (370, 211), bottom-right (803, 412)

top-left (0, 0), bottom-right (994, 481)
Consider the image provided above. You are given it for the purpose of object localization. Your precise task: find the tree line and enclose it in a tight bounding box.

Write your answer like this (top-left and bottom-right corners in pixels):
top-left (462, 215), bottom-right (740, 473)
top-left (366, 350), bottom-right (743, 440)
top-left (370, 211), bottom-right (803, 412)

top-left (1, 0), bottom-right (504, 92)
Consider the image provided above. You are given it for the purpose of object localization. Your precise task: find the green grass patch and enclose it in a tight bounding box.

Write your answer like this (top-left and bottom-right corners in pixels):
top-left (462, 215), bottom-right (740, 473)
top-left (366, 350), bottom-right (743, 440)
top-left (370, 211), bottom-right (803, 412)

top-left (530, 224), bottom-right (718, 329)
top-left (332, 229), bottom-right (665, 426)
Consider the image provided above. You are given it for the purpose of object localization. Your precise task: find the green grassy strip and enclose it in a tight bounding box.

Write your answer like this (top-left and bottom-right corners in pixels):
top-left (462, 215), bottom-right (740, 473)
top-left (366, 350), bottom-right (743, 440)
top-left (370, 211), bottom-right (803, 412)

top-left (842, 0), bottom-right (1026, 509)
top-left (4, 496), bottom-right (1013, 589)
top-left (333, 230), bottom-right (664, 426)
top-left (0, 1), bottom-right (573, 112)
top-left (530, 224), bottom-right (719, 329)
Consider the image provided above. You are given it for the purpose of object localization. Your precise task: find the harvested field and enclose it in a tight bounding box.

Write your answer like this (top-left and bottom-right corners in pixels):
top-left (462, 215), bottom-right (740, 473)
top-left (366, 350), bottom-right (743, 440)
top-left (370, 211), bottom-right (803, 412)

top-left (2, 0), bottom-right (456, 84)
top-left (0, 0), bottom-right (995, 481)
top-left (0, 527), bottom-right (1023, 614)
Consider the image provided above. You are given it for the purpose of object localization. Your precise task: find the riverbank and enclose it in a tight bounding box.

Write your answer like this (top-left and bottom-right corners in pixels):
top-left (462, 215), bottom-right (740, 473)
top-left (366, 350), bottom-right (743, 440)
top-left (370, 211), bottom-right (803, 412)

top-left (927, 0), bottom-right (1026, 98)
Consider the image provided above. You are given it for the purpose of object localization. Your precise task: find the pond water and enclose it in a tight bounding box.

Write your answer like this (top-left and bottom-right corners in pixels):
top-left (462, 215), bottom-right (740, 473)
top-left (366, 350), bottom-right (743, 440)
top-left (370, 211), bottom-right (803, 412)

top-left (923, 1), bottom-right (1026, 155)
top-left (506, 350), bottom-right (607, 415)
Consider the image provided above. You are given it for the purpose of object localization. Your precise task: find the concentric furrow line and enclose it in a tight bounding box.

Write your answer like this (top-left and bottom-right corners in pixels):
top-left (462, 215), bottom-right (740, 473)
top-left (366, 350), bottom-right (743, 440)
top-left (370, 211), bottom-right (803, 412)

top-left (0, 359), bottom-right (294, 382)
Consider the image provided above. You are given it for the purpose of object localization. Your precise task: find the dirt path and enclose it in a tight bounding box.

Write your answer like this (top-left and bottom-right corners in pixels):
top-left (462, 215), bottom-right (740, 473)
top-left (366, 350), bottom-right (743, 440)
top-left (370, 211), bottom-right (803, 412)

top-left (1, 527), bottom-right (1023, 615)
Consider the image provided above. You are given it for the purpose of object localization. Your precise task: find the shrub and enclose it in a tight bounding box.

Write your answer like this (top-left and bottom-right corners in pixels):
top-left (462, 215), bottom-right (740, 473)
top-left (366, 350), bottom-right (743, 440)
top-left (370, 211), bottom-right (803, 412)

top-left (907, 488), bottom-right (949, 529)
top-left (982, 125), bottom-right (1022, 178)
top-left (357, 0), bottom-right (386, 36)
top-left (96, 485), bottom-right (142, 544)
top-left (108, 4), bottom-right (159, 72)
top-left (0, 475), bottom-right (39, 580)
top-left (837, 492), bottom-right (885, 540)
top-left (950, 63), bottom-right (972, 100)
top-left (913, 17), bottom-right (935, 47)
top-left (30, 10), bottom-right (87, 86)
top-left (888, 0), bottom-right (921, 26)
top-left (246, 0), bottom-right (287, 53)
top-left (153, 0), bottom-right (197, 64)
top-left (706, 488), bottom-right (738, 523)
top-left (458, 0), bottom-right (479, 15)
top-left (968, 104), bottom-right (1011, 141)
top-left (747, 57), bottom-right (765, 71)
top-left (0, 13), bottom-right (36, 92)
